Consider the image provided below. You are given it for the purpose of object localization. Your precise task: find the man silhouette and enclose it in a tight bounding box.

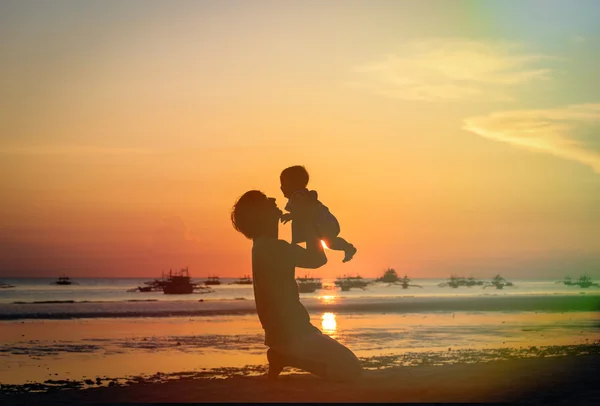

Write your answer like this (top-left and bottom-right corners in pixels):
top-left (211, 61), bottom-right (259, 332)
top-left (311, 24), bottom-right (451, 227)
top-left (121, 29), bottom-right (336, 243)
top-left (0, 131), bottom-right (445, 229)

top-left (231, 190), bottom-right (362, 381)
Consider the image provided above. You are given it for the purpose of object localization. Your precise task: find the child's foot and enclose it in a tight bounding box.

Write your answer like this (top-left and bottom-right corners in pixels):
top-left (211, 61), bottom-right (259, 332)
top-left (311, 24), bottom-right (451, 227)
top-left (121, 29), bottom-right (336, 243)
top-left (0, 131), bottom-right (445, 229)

top-left (342, 245), bottom-right (357, 263)
top-left (266, 349), bottom-right (285, 380)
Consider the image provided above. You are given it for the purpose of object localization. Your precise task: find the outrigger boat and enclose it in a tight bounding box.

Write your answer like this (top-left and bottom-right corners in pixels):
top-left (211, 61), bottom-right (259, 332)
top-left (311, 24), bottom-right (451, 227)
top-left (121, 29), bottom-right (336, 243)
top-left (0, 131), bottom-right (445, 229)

top-left (483, 274), bottom-right (515, 290)
top-left (128, 268), bottom-right (213, 295)
top-left (203, 276), bottom-right (221, 285)
top-left (296, 275), bottom-right (322, 293)
top-left (334, 275), bottom-right (369, 291)
top-left (54, 275), bottom-right (76, 285)
top-left (230, 275), bottom-right (253, 285)
top-left (438, 275), bottom-right (484, 288)
top-left (559, 275), bottom-right (599, 288)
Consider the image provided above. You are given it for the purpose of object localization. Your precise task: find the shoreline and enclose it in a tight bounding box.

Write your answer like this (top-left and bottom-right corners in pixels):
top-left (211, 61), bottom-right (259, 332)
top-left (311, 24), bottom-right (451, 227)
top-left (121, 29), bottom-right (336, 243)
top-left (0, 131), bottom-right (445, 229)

top-left (3, 352), bottom-right (599, 404)
top-left (1, 293), bottom-right (599, 320)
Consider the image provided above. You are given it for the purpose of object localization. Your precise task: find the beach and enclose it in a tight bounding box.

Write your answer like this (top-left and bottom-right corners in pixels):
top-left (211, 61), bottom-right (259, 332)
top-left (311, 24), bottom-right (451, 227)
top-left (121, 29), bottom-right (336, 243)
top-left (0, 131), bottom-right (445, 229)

top-left (3, 353), bottom-right (600, 404)
top-left (1, 278), bottom-right (599, 403)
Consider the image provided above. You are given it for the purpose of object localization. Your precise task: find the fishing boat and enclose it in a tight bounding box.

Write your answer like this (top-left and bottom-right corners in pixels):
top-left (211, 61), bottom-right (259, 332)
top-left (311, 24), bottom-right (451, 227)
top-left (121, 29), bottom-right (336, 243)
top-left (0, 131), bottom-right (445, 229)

top-left (55, 275), bottom-right (73, 285)
top-left (203, 276), bottom-right (221, 285)
top-left (483, 274), bottom-right (515, 290)
top-left (130, 268), bottom-right (213, 294)
top-left (230, 275), bottom-right (253, 285)
top-left (560, 275), bottom-right (600, 288)
top-left (296, 275), bottom-right (321, 293)
top-left (335, 275), bottom-right (369, 291)
top-left (375, 268), bottom-right (399, 283)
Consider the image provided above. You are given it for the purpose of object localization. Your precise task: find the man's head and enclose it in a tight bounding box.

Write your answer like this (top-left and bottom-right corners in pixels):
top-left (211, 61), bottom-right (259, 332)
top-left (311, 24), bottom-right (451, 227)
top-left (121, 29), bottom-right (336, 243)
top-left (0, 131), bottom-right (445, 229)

top-left (280, 165), bottom-right (309, 198)
top-left (231, 190), bottom-right (282, 239)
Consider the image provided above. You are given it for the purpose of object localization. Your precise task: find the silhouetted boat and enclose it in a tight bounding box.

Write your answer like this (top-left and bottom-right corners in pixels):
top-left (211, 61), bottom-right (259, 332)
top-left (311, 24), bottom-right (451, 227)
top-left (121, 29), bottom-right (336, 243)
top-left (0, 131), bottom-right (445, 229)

top-left (483, 274), bottom-right (515, 290)
top-left (130, 268), bottom-right (213, 294)
top-left (296, 275), bottom-right (321, 293)
top-left (230, 275), bottom-right (253, 285)
top-left (335, 275), bottom-right (369, 291)
top-left (0, 281), bottom-right (15, 289)
top-left (55, 275), bottom-right (73, 285)
top-left (204, 276), bottom-right (221, 285)
top-left (560, 275), bottom-right (600, 288)
top-left (438, 275), bottom-right (483, 288)
top-left (375, 268), bottom-right (399, 283)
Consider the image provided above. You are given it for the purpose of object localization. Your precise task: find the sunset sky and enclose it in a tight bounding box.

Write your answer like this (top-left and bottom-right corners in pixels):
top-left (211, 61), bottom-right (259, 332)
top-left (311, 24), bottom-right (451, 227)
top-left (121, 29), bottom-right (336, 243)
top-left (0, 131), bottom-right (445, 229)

top-left (1, 0), bottom-right (599, 279)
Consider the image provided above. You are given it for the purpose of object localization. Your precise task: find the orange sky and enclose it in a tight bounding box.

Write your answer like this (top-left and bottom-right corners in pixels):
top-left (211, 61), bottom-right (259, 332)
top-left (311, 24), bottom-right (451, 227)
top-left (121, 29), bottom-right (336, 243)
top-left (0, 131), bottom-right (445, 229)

top-left (1, 1), bottom-right (600, 278)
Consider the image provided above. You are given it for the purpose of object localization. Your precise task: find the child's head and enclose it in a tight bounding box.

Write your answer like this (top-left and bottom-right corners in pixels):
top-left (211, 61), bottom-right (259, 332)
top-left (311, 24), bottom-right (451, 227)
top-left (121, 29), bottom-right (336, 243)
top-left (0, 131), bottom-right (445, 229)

top-left (280, 165), bottom-right (309, 198)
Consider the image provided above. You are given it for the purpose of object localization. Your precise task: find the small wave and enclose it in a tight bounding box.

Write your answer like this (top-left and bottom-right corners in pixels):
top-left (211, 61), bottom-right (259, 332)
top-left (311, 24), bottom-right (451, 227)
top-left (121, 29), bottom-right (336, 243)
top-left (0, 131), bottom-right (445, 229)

top-left (1, 294), bottom-right (599, 320)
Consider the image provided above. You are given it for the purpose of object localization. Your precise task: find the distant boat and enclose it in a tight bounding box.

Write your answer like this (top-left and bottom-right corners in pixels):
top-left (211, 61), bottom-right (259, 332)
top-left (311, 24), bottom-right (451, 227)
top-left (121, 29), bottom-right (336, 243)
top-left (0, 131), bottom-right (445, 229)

top-left (483, 274), bottom-right (515, 290)
top-left (438, 275), bottom-right (483, 288)
top-left (375, 268), bottom-right (399, 283)
top-left (55, 275), bottom-right (73, 285)
top-left (204, 276), bottom-right (221, 285)
top-left (296, 275), bottom-right (321, 293)
top-left (230, 275), bottom-right (253, 285)
top-left (335, 275), bottom-right (369, 291)
top-left (0, 281), bottom-right (15, 289)
top-left (560, 275), bottom-right (599, 288)
top-left (129, 268), bottom-right (214, 295)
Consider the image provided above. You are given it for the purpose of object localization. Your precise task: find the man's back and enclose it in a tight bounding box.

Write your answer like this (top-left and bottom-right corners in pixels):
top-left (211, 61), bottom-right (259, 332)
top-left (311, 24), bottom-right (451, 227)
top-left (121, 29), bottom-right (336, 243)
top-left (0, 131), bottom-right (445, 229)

top-left (252, 238), bottom-right (319, 346)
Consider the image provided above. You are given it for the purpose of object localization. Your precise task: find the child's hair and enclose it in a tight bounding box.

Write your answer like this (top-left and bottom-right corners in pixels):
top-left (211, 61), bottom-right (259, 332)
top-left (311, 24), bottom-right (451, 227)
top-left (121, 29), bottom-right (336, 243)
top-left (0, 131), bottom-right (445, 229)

top-left (280, 165), bottom-right (309, 189)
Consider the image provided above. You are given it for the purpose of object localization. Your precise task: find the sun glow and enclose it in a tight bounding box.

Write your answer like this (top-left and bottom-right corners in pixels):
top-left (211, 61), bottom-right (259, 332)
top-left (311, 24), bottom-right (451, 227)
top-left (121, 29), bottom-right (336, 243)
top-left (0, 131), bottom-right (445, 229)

top-left (321, 240), bottom-right (329, 249)
top-left (318, 295), bottom-right (337, 304)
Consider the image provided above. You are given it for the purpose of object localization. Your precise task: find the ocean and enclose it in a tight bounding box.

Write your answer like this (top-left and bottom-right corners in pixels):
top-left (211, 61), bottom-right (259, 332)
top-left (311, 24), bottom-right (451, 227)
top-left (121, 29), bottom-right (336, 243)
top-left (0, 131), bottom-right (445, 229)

top-left (1, 277), bottom-right (599, 390)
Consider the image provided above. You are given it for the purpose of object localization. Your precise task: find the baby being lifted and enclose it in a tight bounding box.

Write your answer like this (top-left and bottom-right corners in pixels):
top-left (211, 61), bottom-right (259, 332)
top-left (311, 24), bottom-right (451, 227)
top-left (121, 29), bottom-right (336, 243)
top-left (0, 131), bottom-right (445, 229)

top-left (280, 165), bottom-right (357, 263)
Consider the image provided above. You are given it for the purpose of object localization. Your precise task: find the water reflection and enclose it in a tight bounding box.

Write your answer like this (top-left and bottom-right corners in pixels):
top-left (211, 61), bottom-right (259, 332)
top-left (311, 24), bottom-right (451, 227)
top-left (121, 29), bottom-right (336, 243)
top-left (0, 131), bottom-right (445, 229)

top-left (318, 295), bottom-right (337, 304)
top-left (321, 312), bottom-right (337, 336)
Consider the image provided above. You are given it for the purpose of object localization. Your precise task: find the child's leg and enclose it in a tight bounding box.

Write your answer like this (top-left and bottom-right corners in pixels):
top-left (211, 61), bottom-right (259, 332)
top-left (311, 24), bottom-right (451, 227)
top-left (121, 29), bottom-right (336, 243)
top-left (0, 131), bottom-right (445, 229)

top-left (325, 237), bottom-right (358, 263)
top-left (326, 236), bottom-right (351, 251)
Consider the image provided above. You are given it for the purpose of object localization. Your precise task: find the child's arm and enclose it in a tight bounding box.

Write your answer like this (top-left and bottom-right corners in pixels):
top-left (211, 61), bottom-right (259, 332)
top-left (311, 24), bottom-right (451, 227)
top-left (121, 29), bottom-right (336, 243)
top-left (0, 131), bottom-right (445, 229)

top-left (280, 212), bottom-right (293, 224)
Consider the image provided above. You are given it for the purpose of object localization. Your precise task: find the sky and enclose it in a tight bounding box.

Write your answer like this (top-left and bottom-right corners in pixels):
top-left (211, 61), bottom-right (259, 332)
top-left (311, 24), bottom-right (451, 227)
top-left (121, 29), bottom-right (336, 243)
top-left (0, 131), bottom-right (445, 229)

top-left (1, 0), bottom-right (599, 279)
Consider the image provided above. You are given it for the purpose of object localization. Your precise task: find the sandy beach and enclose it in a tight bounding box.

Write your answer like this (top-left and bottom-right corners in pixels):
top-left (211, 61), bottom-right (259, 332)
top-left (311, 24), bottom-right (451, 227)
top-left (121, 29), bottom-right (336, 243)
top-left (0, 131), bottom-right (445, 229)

top-left (3, 353), bottom-right (599, 404)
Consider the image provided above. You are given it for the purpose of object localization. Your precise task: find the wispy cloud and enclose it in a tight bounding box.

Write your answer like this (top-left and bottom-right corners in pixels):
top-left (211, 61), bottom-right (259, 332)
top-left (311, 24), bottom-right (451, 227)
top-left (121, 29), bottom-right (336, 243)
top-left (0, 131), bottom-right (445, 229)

top-left (0, 145), bottom-right (156, 156)
top-left (463, 104), bottom-right (600, 173)
top-left (349, 38), bottom-right (555, 102)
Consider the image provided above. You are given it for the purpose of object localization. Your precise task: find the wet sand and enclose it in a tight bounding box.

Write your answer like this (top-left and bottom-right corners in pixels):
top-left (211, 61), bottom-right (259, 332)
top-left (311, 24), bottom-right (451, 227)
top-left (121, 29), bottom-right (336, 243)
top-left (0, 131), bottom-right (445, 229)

top-left (3, 354), bottom-right (599, 404)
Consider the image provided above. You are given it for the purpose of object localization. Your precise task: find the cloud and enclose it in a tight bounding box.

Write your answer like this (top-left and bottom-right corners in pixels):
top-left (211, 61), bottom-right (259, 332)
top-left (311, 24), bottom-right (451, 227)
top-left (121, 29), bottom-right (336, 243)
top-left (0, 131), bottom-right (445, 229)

top-left (0, 145), bottom-right (156, 156)
top-left (349, 38), bottom-right (555, 102)
top-left (463, 104), bottom-right (600, 173)
top-left (571, 35), bottom-right (586, 44)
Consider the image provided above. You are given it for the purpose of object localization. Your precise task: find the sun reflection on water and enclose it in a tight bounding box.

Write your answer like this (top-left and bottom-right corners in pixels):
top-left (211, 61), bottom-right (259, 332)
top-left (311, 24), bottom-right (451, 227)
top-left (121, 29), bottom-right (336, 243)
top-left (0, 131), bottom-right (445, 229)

top-left (321, 312), bottom-right (337, 335)
top-left (318, 295), bottom-right (337, 304)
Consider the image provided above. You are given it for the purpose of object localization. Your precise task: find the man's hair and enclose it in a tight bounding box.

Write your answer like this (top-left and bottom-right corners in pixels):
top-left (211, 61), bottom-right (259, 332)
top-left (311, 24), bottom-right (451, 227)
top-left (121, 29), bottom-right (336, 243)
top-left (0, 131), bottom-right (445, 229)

top-left (280, 165), bottom-right (309, 189)
top-left (231, 190), bottom-right (268, 239)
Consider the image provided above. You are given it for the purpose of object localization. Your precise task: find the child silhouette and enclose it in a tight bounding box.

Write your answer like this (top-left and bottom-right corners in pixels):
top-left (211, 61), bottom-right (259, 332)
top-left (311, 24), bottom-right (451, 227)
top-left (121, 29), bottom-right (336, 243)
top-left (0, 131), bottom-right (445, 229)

top-left (280, 165), bottom-right (357, 263)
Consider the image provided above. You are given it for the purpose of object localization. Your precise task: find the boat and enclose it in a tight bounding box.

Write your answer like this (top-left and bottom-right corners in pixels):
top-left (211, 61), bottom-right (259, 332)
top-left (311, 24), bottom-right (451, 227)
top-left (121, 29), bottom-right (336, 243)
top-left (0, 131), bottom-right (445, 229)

top-left (0, 281), bottom-right (15, 289)
top-left (55, 275), bottom-right (73, 285)
top-left (230, 275), bottom-right (253, 285)
top-left (335, 275), bottom-right (369, 291)
top-left (204, 276), bottom-right (221, 285)
top-left (560, 275), bottom-right (600, 288)
top-left (483, 274), bottom-right (515, 290)
top-left (438, 275), bottom-right (483, 288)
top-left (130, 268), bottom-right (214, 295)
top-left (375, 268), bottom-right (399, 283)
top-left (296, 275), bottom-right (321, 293)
